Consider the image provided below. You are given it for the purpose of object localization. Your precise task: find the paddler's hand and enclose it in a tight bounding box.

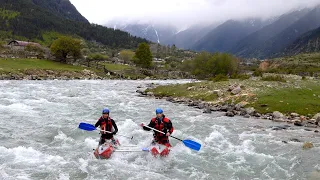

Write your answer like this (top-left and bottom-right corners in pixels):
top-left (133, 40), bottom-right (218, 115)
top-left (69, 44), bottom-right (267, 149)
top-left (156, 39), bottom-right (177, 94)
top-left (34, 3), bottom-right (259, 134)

top-left (140, 123), bottom-right (144, 127)
top-left (166, 132), bottom-right (170, 136)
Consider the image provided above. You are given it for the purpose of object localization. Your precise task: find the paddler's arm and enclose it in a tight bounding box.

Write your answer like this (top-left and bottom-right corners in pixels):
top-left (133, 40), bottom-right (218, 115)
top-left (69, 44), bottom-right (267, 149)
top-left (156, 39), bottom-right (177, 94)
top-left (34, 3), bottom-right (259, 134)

top-left (142, 120), bottom-right (155, 131)
top-left (111, 119), bottom-right (118, 135)
top-left (94, 119), bottom-right (101, 128)
top-left (164, 120), bottom-right (174, 135)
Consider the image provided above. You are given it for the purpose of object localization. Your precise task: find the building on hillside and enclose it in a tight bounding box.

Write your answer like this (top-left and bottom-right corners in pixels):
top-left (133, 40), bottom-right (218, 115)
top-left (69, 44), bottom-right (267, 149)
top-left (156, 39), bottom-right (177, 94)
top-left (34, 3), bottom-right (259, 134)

top-left (8, 40), bottom-right (41, 50)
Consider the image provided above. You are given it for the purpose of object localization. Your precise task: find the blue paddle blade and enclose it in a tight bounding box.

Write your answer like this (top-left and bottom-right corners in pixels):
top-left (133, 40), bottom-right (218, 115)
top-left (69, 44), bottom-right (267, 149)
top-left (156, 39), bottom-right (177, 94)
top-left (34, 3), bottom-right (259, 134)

top-left (182, 139), bottom-right (201, 151)
top-left (78, 122), bottom-right (96, 131)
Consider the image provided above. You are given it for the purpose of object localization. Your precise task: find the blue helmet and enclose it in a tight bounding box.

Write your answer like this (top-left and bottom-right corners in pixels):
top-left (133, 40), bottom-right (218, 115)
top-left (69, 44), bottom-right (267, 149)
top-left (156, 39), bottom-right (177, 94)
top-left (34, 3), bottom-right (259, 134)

top-left (102, 108), bottom-right (110, 114)
top-left (155, 108), bottom-right (163, 114)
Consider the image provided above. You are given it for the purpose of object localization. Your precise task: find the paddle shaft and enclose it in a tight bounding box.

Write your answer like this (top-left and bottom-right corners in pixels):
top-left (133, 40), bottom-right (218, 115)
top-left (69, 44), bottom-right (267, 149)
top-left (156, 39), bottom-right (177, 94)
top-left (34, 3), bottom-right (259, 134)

top-left (143, 125), bottom-right (183, 141)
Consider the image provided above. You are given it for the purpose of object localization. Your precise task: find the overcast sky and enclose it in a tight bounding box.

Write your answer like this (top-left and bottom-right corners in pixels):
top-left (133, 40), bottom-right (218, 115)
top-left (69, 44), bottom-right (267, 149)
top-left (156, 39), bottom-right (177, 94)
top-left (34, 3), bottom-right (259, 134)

top-left (70, 0), bottom-right (320, 27)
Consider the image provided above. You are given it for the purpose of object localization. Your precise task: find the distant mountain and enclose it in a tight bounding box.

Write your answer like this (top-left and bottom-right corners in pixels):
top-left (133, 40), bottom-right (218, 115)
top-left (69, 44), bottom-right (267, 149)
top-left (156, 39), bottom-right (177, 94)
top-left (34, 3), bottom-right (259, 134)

top-left (261, 6), bottom-right (320, 58)
top-left (31, 0), bottom-right (88, 23)
top-left (162, 23), bottom-right (218, 49)
top-left (281, 26), bottom-right (320, 56)
top-left (0, 0), bottom-right (147, 48)
top-left (107, 21), bottom-right (177, 44)
top-left (192, 18), bottom-right (270, 53)
top-left (232, 8), bottom-right (311, 58)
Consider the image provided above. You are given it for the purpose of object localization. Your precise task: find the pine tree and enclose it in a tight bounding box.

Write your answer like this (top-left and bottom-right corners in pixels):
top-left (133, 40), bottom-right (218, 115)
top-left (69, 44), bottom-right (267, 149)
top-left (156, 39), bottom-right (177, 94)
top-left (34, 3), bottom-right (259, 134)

top-left (133, 43), bottom-right (153, 68)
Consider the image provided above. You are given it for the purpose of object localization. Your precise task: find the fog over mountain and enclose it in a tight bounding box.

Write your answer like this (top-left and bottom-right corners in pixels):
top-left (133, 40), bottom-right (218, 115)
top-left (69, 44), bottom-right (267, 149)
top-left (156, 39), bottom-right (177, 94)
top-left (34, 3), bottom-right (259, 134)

top-left (70, 0), bottom-right (320, 28)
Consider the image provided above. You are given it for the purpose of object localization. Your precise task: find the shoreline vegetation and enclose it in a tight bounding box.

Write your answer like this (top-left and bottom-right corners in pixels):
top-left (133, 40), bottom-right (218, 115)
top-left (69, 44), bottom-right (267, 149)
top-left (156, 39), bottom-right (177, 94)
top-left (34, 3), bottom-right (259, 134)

top-left (136, 75), bottom-right (320, 133)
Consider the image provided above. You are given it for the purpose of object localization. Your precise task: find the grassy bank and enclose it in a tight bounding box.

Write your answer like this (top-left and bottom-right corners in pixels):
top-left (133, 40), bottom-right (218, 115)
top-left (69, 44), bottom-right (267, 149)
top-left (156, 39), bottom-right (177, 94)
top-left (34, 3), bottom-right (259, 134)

top-left (146, 76), bottom-right (320, 116)
top-left (0, 58), bottom-right (84, 73)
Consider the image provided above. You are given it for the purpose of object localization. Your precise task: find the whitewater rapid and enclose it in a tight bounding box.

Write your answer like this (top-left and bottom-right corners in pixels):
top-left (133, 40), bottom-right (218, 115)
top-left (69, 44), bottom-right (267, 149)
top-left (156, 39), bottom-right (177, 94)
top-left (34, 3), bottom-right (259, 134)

top-left (0, 80), bottom-right (319, 180)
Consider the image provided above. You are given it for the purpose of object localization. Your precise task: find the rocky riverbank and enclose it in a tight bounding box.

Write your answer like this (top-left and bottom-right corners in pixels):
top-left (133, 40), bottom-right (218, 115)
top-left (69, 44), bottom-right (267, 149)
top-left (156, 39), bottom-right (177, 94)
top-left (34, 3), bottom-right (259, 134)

top-left (0, 69), bottom-right (107, 80)
top-left (136, 81), bottom-right (320, 133)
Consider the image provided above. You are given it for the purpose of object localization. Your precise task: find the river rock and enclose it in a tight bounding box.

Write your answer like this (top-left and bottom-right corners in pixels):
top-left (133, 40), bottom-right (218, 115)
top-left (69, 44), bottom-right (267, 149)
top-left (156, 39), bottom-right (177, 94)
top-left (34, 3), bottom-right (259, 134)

top-left (302, 142), bottom-right (313, 149)
top-left (231, 86), bottom-right (241, 95)
top-left (226, 111), bottom-right (234, 117)
top-left (203, 108), bottom-right (211, 114)
top-left (272, 111), bottom-right (284, 120)
top-left (213, 90), bottom-right (223, 97)
top-left (245, 107), bottom-right (255, 115)
top-left (235, 101), bottom-right (248, 111)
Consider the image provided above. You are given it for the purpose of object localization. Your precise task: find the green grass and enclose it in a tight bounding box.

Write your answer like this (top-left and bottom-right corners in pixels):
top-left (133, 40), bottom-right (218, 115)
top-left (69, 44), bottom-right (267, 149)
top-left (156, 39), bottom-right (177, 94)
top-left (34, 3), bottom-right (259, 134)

top-left (0, 58), bottom-right (84, 73)
top-left (102, 63), bottom-right (131, 71)
top-left (147, 82), bottom-right (220, 101)
top-left (251, 85), bottom-right (320, 115)
top-left (147, 78), bottom-right (320, 116)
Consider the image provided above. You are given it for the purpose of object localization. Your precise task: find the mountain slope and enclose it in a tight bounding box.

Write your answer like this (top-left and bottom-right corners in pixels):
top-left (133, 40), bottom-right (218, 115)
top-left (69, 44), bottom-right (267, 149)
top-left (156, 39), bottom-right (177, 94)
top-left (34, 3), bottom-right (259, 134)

top-left (192, 19), bottom-right (268, 53)
top-left (31, 0), bottom-right (88, 23)
top-left (162, 23), bottom-right (217, 49)
top-left (232, 8), bottom-right (311, 58)
top-left (263, 6), bottom-right (320, 58)
top-left (0, 0), bottom-right (147, 48)
top-left (108, 22), bottom-right (177, 44)
top-left (281, 26), bottom-right (320, 56)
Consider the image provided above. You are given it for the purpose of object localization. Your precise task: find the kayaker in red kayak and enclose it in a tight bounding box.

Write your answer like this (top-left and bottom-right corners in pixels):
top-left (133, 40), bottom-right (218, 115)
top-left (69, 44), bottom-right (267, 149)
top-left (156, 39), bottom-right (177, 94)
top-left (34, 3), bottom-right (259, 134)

top-left (141, 108), bottom-right (174, 147)
top-left (95, 108), bottom-right (118, 145)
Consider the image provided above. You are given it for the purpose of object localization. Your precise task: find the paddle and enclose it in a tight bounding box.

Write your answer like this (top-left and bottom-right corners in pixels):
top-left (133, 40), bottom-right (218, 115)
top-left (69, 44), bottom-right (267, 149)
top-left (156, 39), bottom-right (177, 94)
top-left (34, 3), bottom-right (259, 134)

top-left (114, 148), bottom-right (150, 152)
top-left (78, 122), bottom-right (133, 140)
top-left (142, 124), bottom-right (201, 151)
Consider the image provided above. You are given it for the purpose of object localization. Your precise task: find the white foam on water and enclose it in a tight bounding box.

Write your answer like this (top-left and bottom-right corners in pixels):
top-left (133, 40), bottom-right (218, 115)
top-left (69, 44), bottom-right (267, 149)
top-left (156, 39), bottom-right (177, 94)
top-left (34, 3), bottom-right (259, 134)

top-left (54, 131), bottom-right (74, 143)
top-left (0, 146), bottom-right (67, 166)
top-left (58, 173), bottom-right (70, 180)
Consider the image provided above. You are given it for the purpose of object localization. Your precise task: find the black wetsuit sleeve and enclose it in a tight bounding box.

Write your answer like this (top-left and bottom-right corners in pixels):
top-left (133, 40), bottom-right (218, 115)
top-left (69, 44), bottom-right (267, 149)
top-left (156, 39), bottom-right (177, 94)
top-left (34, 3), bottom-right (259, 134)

top-left (111, 119), bottom-right (118, 134)
top-left (143, 120), bottom-right (155, 131)
top-left (95, 119), bottom-right (101, 128)
top-left (165, 120), bottom-right (174, 134)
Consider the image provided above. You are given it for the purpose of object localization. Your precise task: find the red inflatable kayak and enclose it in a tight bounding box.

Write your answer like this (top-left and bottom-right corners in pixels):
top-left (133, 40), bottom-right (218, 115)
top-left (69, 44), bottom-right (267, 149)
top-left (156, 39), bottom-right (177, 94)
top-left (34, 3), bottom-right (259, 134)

top-left (93, 139), bottom-right (120, 159)
top-left (149, 144), bottom-right (170, 157)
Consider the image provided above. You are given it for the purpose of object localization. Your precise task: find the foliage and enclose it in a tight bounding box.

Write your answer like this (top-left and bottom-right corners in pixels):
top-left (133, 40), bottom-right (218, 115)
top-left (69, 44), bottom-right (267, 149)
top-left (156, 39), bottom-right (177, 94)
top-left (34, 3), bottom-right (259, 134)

top-left (181, 52), bottom-right (239, 79)
top-left (50, 36), bottom-right (82, 63)
top-left (133, 43), bottom-right (153, 68)
top-left (87, 53), bottom-right (108, 61)
top-left (230, 73), bottom-right (251, 80)
top-left (253, 69), bottom-right (263, 77)
top-left (0, 8), bottom-right (20, 27)
top-left (209, 74), bottom-right (229, 82)
top-left (261, 75), bottom-right (286, 82)
top-left (119, 50), bottom-right (135, 63)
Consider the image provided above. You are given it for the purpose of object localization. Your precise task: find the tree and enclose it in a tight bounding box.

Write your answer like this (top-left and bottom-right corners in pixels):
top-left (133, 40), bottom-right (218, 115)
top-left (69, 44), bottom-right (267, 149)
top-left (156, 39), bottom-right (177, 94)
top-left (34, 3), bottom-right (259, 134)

top-left (182, 52), bottom-right (239, 79)
top-left (119, 50), bottom-right (135, 63)
top-left (133, 42), bottom-right (153, 68)
top-left (25, 44), bottom-right (45, 58)
top-left (50, 36), bottom-right (82, 63)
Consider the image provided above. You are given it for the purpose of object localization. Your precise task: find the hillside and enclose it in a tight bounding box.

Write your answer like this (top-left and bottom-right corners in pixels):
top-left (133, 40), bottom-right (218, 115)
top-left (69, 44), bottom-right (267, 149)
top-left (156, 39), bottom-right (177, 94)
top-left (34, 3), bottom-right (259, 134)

top-left (192, 19), bottom-right (267, 53)
top-left (0, 0), bottom-right (147, 48)
top-left (281, 27), bottom-right (320, 56)
top-left (232, 9), bottom-right (311, 58)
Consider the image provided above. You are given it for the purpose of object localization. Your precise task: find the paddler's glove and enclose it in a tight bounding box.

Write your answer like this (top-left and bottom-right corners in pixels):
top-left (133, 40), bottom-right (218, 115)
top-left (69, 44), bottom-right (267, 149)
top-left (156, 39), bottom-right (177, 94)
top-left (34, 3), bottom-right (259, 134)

top-left (140, 123), bottom-right (144, 127)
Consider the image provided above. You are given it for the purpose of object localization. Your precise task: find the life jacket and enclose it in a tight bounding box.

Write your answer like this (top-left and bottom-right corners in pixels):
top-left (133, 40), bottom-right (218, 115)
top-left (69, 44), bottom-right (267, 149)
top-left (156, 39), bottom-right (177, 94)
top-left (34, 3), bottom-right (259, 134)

top-left (99, 117), bottom-right (113, 134)
top-left (151, 117), bottom-right (170, 136)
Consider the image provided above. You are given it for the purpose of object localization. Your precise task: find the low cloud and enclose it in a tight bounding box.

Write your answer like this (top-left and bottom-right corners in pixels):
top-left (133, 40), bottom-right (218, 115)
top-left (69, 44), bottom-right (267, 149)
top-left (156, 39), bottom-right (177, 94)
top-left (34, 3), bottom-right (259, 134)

top-left (70, 0), bottom-right (320, 27)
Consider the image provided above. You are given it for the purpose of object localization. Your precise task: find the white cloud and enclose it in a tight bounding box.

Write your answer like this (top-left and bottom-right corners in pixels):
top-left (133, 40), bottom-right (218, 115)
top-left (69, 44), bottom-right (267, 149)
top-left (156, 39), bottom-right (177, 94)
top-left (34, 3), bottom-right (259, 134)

top-left (69, 0), bottom-right (320, 27)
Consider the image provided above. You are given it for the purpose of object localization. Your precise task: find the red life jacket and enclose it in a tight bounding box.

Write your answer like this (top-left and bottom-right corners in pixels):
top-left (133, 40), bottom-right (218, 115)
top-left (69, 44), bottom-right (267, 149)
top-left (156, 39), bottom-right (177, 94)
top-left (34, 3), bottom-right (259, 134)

top-left (100, 117), bottom-right (113, 134)
top-left (151, 117), bottom-right (171, 135)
